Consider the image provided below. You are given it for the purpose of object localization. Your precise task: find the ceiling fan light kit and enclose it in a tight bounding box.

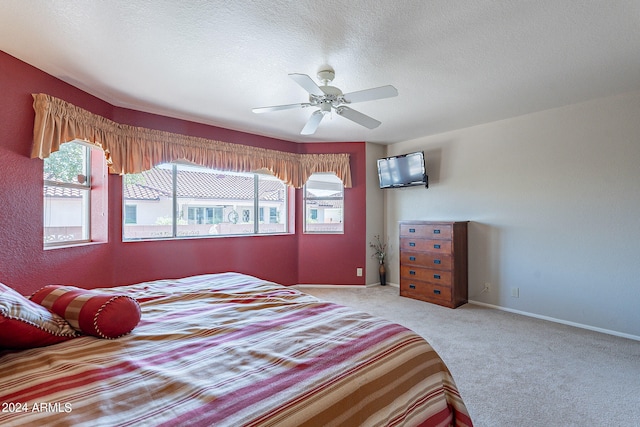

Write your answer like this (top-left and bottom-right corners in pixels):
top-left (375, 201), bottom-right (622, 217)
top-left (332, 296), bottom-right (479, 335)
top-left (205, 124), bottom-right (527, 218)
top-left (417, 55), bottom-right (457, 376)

top-left (253, 66), bottom-right (398, 135)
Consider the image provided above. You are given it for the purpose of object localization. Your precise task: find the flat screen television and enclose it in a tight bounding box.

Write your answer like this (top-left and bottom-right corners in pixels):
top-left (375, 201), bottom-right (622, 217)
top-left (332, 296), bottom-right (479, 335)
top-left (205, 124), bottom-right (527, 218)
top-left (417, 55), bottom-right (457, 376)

top-left (377, 151), bottom-right (428, 189)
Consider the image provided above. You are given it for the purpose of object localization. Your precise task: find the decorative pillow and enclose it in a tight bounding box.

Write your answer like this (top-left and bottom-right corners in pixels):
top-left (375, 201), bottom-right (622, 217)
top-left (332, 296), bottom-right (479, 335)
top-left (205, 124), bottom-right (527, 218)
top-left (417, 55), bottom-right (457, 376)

top-left (0, 282), bottom-right (78, 349)
top-left (30, 285), bottom-right (141, 339)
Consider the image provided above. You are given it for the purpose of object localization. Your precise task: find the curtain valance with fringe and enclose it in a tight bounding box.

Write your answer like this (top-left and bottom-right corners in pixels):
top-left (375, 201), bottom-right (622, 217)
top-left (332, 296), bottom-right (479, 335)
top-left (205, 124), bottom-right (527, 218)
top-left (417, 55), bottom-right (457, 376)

top-left (30, 93), bottom-right (352, 188)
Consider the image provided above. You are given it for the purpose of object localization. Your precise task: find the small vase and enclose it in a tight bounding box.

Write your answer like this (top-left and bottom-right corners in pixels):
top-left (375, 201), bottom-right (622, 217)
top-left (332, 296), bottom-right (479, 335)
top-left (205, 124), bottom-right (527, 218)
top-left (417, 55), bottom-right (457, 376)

top-left (379, 262), bottom-right (387, 286)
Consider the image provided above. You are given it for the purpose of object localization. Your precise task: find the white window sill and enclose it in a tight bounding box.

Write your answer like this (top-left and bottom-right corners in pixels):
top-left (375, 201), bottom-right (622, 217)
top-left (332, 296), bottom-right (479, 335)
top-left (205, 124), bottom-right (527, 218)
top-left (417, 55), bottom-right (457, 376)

top-left (44, 241), bottom-right (107, 250)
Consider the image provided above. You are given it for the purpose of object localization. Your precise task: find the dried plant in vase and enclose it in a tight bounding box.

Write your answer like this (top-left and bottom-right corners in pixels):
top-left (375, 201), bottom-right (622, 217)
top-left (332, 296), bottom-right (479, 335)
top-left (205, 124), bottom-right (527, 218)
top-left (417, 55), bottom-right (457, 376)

top-left (369, 235), bottom-right (388, 285)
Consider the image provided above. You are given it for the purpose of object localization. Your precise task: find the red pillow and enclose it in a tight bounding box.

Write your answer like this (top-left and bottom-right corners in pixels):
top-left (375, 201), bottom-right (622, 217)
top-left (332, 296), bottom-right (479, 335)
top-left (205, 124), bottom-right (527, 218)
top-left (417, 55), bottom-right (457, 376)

top-left (0, 282), bottom-right (78, 349)
top-left (30, 285), bottom-right (141, 339)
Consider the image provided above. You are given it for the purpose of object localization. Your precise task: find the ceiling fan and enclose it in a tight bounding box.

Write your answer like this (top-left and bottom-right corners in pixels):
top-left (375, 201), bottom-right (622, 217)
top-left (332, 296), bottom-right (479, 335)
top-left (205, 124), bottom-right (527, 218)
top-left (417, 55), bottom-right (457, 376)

top-left (252, 66), bottom-right (398, 135)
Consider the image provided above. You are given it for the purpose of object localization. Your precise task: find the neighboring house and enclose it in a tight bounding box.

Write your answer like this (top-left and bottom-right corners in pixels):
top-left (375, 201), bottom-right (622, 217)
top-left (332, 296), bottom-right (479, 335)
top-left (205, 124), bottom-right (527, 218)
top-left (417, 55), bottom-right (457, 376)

top-left (43, 184), bottom-right (87, 243)
top-left (124, 167), bottom-right (287, 238)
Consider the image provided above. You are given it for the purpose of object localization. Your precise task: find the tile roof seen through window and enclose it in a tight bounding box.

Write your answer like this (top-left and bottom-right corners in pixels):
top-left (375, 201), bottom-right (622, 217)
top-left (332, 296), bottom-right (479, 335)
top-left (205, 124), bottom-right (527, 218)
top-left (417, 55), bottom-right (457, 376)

top-left (44, 168), bottom-right (345, 203)
top-left (43, 185), bottom-right (84, 198)
top-left (123, 168), bottom-right (285, 201)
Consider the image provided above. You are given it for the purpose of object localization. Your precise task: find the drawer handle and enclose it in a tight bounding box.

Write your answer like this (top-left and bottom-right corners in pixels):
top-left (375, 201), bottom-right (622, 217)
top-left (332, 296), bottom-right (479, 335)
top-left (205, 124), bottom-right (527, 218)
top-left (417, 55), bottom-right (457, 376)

top-left (434, 289), bottom-right (441, 295)
top-left (433, 259), bottom-right (441, 264)
top-left (433, 229), bottom-right (441, 234)
top-left (409, 284), bottom-right (416, 289)
top-left (409, 242), bottom-right (416, 247)
top-left (409, 256), bottom-right (416, 261)
top-left (433, 274), bottom-right (441, 279)
top-left (409, 228), bottom-right (416, 233)
top-left (409, 270), bottom-right (416, 275)
top-left (434, 244), bottom-right (441, 249)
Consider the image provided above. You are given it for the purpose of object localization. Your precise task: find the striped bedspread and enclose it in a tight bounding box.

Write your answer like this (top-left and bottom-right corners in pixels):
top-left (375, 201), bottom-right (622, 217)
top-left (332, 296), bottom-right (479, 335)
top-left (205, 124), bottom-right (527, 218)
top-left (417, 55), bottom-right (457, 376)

top-left (0, 273), bottom-right (472, 426)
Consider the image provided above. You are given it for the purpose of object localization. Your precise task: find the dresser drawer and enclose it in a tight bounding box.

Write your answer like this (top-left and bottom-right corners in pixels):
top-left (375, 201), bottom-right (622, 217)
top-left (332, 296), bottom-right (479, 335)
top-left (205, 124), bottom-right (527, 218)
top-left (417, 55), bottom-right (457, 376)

top-left (399, 239), bottom-right (452, 253)
top-left (400, 251), bottom-right (452, 270)
top-left (400, 223), bottom-right (452, 239)
top-left (400, 279), bottom-right (452, 304)
top-left (400, 265), bottom-right (452, 286)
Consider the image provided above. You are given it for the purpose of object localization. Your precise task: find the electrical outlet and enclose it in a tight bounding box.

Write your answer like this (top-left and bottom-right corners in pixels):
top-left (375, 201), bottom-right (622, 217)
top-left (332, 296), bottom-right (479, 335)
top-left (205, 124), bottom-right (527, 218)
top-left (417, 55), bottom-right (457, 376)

top-left (511, 287), bottom-right (519, 298)
top-left (356, 268), bottom-right (363, 277)
top-left (482, 282), bottom-right (491, 293)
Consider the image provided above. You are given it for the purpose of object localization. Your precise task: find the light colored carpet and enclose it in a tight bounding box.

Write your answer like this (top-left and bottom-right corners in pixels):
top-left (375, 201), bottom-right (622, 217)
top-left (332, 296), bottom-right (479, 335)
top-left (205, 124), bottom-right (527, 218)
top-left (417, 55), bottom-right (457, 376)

top-left (298, 285), bottom-right (640, 427)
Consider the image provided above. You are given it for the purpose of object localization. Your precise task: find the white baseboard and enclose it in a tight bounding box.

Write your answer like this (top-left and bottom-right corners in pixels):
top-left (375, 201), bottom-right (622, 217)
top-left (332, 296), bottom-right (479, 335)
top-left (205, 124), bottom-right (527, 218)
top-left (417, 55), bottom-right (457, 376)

top-left (381, 282), bottom-right (400, 288)
top-left (295, 282), bottom-right (400, 289)
top-left (363, 282), bottom-right (400, 288)
top-left (468, 300), bottom-right (640, 342)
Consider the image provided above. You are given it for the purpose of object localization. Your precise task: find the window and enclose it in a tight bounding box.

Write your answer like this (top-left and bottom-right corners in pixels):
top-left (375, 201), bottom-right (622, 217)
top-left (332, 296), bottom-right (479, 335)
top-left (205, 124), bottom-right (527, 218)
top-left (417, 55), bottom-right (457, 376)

top-left (187, 207), bottom-right (215, 224)
top-left (259, 207), bottom-right (279, 223)
top-left (43, 141), bottom-right (107, 247)
top-left (124, 205), bottom-right (137, 224)
top-left (304, 173), bottom-right (344, 234)
top-left (122, 163), bottom-right (288, 240)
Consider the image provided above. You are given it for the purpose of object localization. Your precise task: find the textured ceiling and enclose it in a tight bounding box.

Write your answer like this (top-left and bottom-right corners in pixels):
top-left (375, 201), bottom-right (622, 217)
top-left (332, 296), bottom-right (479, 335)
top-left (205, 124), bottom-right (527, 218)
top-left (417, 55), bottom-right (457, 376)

top-left (1, 0), bottom-right (639, 144)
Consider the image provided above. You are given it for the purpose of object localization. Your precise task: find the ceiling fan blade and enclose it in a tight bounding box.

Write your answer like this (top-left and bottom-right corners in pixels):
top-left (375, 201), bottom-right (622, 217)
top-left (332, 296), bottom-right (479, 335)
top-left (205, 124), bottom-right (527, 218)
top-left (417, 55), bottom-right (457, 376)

top-left (335, 106), bottom-right (381, 129)
top-left (289, 73), bottom-right (324, 96)
top-left (252, 103), bottom-right (310, 113)
top-left (342, 85), bottom-right (398, 104)
top-left (300, 110), bottom-right (324, 135)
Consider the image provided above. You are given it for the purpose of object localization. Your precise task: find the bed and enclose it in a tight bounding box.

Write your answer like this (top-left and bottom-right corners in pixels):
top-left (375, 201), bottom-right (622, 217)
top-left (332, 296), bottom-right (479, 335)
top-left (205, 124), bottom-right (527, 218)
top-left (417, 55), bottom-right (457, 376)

top-left (0, 272), bottom-right (472, 426)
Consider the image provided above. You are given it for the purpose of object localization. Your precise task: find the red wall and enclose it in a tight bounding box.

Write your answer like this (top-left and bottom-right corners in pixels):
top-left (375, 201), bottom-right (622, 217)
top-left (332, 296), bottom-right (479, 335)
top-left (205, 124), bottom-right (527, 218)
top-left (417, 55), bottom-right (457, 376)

top-left (0, 51), bottom-right (366, 295)
top-left (297, 143), bottom-right (367, 285)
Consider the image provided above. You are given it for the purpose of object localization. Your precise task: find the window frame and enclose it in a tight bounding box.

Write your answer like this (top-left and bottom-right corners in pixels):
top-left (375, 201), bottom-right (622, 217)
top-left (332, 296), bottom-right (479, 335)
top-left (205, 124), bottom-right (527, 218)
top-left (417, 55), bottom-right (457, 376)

top-left (122, 163), bottom-right (289, 241)
top-left (303, 173), bottom-right (345, 234)
top-left (43, 140), bottom-right (108, 249)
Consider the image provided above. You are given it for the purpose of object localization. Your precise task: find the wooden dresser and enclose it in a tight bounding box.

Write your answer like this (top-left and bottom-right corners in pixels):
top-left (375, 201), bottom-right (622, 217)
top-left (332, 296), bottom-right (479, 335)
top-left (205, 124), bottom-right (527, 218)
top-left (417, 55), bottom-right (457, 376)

top-left (399, 221), bottom-right (469, 308)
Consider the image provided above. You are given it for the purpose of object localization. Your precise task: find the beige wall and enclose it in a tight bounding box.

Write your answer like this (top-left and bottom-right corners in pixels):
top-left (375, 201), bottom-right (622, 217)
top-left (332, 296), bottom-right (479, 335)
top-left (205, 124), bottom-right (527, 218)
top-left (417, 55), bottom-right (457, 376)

top-left (365, 143), bottom-right (387, 285)
top-left (384, 90), bottom-right (640, 339)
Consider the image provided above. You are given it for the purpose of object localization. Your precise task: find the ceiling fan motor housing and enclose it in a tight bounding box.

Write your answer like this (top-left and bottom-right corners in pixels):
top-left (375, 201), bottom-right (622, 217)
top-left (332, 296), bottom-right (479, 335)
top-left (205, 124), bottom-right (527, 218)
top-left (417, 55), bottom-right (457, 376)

top-left (311, 85), bottom-right (344, 113)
